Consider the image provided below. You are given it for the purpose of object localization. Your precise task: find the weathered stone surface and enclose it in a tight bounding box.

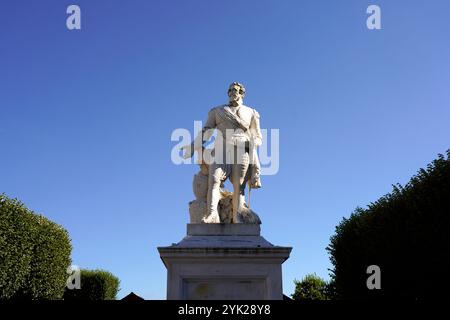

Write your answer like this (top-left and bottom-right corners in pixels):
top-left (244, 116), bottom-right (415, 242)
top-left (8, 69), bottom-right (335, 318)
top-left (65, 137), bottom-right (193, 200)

top-left (182, 82), bottom-right (263, 224)
top-left (158, 224), bottom-right (292, 300)
top-left (187, 223), bottom-right (260, 236)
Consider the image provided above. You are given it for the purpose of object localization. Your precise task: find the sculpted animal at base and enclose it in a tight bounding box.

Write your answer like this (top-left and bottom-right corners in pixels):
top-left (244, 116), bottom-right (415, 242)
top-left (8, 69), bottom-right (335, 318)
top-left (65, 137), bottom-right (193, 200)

top-left (189, 161), bottom-right (261, 224)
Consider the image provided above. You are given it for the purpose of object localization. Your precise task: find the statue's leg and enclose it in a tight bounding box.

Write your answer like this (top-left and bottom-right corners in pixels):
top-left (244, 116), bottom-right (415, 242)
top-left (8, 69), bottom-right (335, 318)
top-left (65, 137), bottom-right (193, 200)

top-left (231, 151), bottom-right (250, 223)
top-left (205, 164), bottom-right (226, 223)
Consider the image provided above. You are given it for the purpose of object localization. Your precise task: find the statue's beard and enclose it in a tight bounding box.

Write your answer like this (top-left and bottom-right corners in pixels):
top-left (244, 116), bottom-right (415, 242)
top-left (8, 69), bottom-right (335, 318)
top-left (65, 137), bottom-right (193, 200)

top-left (229, 95), bottom-right (242, 105)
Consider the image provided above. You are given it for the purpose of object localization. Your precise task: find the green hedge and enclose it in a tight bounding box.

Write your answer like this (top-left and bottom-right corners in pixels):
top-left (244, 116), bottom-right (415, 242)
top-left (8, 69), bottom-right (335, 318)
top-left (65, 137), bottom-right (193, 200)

top-left (63, 269), bottom-right (120, 300)
top-left (0, 194), bottom-right (72, 299)
top-left (327, 150), bottom-right (450, 299)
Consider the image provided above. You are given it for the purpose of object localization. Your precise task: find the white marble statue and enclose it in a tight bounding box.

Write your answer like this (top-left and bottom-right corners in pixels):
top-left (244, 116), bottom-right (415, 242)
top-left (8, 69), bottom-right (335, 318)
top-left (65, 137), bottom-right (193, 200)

top-left (182, 82), bottom-right (262, 224)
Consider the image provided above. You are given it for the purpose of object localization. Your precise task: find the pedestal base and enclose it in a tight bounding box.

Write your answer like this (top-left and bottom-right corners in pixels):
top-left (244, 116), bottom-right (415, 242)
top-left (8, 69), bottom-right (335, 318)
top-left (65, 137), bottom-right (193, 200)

top-left (157, 224), bottom-right (292, 300)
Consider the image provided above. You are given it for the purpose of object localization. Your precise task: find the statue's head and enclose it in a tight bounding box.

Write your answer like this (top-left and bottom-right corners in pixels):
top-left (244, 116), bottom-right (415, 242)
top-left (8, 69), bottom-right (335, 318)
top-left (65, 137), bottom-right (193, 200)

top-left (227, 82), bottom-right (245, 104)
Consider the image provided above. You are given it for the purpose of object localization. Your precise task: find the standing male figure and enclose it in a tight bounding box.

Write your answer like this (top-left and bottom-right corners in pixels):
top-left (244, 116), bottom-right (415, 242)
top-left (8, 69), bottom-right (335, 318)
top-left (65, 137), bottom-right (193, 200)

top-left (182, 82), bottom-right (263, 223)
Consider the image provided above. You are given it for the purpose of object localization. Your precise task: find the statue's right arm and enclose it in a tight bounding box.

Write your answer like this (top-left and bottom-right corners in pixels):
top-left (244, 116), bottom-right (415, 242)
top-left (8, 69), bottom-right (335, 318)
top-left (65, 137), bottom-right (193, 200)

top-left (197, 108), bottom-right (217, 143)
top-left (181, 108), bottom-right (217, 159)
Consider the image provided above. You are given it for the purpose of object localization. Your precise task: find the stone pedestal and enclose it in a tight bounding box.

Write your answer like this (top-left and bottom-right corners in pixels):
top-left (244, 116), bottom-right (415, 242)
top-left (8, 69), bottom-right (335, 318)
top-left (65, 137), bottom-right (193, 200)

top-left (157, 224), bottom-right (292, 300)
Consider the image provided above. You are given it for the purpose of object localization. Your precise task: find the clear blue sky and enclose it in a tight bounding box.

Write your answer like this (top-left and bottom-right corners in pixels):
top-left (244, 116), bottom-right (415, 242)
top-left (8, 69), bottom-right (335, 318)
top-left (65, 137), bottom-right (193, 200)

top-left (1, 0), bottom-right (449, 299)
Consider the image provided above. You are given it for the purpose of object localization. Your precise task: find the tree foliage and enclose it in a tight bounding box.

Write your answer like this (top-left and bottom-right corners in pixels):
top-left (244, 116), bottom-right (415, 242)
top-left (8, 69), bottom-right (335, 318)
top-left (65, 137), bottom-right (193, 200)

top-left (63, 269), bottom-right (120, 300)
top-left (292, 274), bottom-right (334, 300)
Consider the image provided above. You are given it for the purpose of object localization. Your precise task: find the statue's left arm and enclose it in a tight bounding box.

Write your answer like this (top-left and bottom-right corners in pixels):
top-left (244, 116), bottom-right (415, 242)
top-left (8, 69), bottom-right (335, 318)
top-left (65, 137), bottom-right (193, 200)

top-left (250, 109), bottom-right (262, 146)
top-left (248, 109), bottom-right (263, 189)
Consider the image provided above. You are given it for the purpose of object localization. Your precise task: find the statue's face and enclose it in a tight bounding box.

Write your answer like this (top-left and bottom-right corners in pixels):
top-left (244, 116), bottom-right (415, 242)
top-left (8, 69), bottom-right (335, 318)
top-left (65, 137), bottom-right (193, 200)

top-left (228, 85), bottom-right (243, 103)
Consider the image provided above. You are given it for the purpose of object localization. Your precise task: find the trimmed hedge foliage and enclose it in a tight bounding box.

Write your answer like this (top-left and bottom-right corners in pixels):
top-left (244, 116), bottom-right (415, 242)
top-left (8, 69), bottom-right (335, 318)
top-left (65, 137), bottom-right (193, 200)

top-left (0, 194), bottom-right (72, 299)
top-left (327, 150), bottom-right (450, 299)
top-left (63, 269), bottom-right (120, 300)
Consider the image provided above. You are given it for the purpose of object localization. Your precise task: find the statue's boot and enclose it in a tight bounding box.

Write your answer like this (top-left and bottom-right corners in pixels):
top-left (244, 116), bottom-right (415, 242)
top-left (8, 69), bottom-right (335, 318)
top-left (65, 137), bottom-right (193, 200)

top-left (202, 212), bottom-right (220, 223)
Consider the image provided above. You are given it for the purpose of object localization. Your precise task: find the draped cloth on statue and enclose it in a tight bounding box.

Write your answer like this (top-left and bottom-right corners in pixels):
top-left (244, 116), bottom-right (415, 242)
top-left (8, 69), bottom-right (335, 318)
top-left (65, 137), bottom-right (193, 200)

top-left (213, 105), bottom-right (262, 189)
